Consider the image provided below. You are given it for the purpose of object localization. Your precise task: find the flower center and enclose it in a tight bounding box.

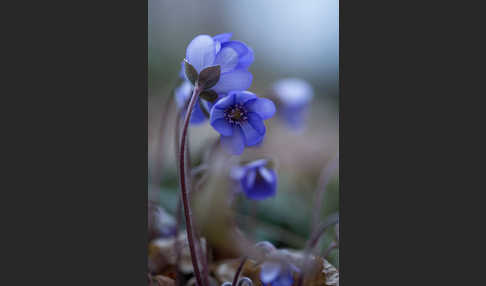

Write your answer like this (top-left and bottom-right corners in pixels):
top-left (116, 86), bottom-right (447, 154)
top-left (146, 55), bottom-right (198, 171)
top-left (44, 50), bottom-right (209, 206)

top-left (225, 104), bottom-right (248, 124)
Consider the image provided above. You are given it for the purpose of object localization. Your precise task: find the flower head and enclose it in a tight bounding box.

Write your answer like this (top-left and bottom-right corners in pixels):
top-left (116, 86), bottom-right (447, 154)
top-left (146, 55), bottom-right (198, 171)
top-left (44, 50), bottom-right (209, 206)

top-left (210, 91), bottom-right (276, 155)
top-left (272, 78), bottom-right (314, 130)
top-left (260, 261), bottom-right (298, 286)
top-left (183, 33), bottom-right (254, 93)
top-left (231, 159), bottom-right (277, 200)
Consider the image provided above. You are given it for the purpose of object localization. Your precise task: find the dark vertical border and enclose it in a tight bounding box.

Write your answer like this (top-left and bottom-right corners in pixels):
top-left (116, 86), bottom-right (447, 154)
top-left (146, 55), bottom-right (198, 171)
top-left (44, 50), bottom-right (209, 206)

top-left (340, 0), bottom-right (444, 283)
top-left (5, 0), bottom-right (149, 284)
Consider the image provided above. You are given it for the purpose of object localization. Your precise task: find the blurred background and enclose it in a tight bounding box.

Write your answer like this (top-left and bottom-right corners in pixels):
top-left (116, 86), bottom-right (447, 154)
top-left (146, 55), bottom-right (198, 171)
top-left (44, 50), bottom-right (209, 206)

top-left (148, 0), bottom-right (339, 267)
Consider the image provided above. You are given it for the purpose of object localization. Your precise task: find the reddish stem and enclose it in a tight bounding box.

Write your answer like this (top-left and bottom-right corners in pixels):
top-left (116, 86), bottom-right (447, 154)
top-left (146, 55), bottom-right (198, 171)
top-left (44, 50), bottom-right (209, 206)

top-left (178, 84), bottom-right (205, 286)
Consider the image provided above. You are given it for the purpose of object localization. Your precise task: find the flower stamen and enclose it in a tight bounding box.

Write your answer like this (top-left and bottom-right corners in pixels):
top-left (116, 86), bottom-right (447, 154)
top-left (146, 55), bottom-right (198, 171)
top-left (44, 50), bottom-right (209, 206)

top-left (225, 104), bottom-right (248, 124)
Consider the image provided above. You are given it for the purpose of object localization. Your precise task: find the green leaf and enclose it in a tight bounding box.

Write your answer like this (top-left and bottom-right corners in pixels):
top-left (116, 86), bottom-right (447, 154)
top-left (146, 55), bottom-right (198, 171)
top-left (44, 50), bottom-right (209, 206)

top-left (184, 59), bottom-right (198, 85)
top-left (198, 65), bottom-right (220, 89)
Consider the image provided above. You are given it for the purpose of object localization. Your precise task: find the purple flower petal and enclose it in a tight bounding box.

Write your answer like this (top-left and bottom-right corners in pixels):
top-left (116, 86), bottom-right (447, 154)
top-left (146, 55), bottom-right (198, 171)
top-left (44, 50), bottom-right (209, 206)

top-left (178, 60), bottom-right (185, 79)
top-left (245, 98), bottom-right (276, 120)
top-left (174, 81), bottom-right (192, 109)
top-left (245, 169), bottom-right (256, 188)
top-left (273, 270), bottom-right (293, 286)
top-left (210, 106), bottom-right (225, 120)
top-left (212, 70), bottom-right (252, 94)
top-left (236, 160), bottom-right (277, 200)
top-left (247, 112), bottom-right (266, 135)
top-left (174, 81), bottom-right (206, 124)
top-left (244, 172), bottom-right (277, 200)
top-left (260, 262), bottom-right (281, 283)
top-left (222, 41), bottom-right (254, 69)
top-left (220, 126), bottom-right (245, 155)
top-left (213, 33), bottom-right (232, 54)
top-left (185, 35), bottom-right (216, 73)
top-left (245, 159), bottom-right (268, 169)
top-left (240, 120), bottom-right (264, 146)
top-left (212, 93), bottom-right (236, 110)
top-left (251, 134), bottom-right (265, 146)
top-left (230, 166), bottom-right (245, 180)
top-left (211, 119), bottom-right (233, 136)
top-left (189, 99), bottom-right (207, 124)
top-left (258, 167), bottom-right (273, 183)
top-left (235, 91), bottom-right (257, 105)
top-left (214, 47), bottom-right (239, 73)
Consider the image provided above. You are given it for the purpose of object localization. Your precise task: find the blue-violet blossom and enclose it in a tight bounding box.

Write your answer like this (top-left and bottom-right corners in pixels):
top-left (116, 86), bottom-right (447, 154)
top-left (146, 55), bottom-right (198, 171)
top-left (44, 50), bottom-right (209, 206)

top-left (272, 78), bottom-right (314, 130)
top-left (210, 91), bottom-right (276, 155)
top-left (183, 33), bottom-right (254, 93)
top-left (231, 159), bottom-right (277, 200)
top-left (260, 261), bottom-right (298, 286)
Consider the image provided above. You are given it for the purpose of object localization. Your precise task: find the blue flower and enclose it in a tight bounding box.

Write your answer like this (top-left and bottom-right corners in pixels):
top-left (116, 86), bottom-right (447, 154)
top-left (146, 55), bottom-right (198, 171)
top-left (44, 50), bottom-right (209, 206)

top-left (231, 159), bottom-right (277, 200)
top-left (272, 78), bottom-right (314, 130)
top-left (174, 80), bottom-right (207, 124)
top-left (260, 261), bottom-right (298, 286)
top-left (183, 33), bottom-right (254, 93)
top-left (210, 91), bottom-right (276, 155)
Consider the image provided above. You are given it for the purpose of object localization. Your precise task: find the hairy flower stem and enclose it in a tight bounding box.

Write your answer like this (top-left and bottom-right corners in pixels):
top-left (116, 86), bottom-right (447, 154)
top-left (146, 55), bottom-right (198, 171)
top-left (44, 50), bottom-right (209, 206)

top-left (174, 109), bottom-right (209, 286)
top-left (178, 84), bottom-right (206, 286)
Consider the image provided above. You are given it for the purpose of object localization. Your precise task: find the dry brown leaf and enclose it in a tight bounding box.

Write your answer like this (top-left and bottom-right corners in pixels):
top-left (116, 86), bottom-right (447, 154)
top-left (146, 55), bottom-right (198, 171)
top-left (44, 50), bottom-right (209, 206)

top-left (149, 275), bottom-right (175, 286)
top-left (148, 233), bottom-right (206, 274)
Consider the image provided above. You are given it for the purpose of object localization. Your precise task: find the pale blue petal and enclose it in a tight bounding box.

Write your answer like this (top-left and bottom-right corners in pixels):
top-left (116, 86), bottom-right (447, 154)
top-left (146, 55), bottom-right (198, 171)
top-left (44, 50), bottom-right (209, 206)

top-left (211, 118), bottom-right (233, 136)
top-left (222, 41), bottom-right (254, 69)
top-left (174, 81), bottom-right (192, 109)
top-left (212, 70), bottom-right (253, 94)
top-left (220, 126), bottom-right (245, 155)
top-left (245, 98), bottom-right (276, 120)
top-left (214, 47), bottom-right (239, 73)
top-left (273, 78), bottom-right (314, 107)
top-left (258, 167), bottom-right (273, 183)
top-left (189, 100), bottom-right (207, 124)
top-left (213, 33), bottom-right (232, 54)
top-left (245, 159), bottom-right (267, 169)
top-left (238, 46), bottom-right (254, 69)
top-left (186, 35), bottom-right (216, 72)
top-left (179, 61), bottom-right (185, 79)
top-left (260, 262), bottom-right (281, 283)
top-left (230, 166), bottom-right (245, 180)
top-left (245, 169), bottom-right (256, 188)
